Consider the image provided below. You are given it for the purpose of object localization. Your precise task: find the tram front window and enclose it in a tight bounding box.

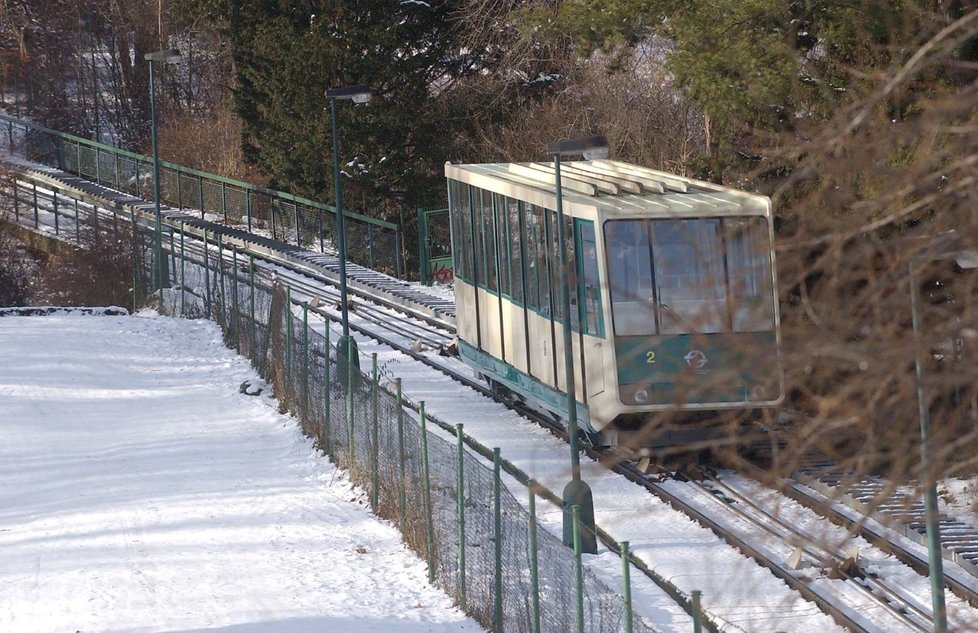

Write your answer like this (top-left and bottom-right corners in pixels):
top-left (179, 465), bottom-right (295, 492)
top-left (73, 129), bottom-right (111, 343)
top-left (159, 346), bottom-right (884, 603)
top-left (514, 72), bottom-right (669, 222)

top-left (604, 217), bottom-right (775, 336)
top-left (653, 219), bottom-right (726, 334)
top-left (606, 220), bottom-right (655, 336)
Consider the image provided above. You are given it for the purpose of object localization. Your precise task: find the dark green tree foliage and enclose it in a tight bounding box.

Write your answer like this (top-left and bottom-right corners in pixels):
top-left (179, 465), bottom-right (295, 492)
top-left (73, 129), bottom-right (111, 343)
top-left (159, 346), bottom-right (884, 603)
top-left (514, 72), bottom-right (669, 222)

top-left (206, 0), bottom-right (475, 218)
top-left (523, 1), bottom-right (958, 149)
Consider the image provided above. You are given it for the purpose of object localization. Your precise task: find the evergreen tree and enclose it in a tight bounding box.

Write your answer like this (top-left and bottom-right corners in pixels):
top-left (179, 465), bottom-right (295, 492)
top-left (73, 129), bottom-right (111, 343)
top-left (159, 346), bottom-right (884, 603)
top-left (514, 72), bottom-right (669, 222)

top-left (198, 0), bottom-right (482, 219)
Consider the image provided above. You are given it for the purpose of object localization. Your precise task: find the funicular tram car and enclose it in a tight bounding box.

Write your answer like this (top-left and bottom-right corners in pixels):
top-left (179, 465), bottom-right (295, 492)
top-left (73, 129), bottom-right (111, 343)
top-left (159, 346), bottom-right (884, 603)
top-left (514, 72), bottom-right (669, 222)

top-left (444, 159), bottom-right (783, 447)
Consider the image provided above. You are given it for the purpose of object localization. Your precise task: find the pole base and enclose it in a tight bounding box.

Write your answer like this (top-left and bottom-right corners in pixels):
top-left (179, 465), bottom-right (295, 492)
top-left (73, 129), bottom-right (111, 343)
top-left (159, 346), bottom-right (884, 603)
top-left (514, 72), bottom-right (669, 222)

top-left (563, 478), bottom-right (598, 554)
top-left (152, 247), bottom-right (171, 291)
top-left (336, 335), bottom-right (360, 389)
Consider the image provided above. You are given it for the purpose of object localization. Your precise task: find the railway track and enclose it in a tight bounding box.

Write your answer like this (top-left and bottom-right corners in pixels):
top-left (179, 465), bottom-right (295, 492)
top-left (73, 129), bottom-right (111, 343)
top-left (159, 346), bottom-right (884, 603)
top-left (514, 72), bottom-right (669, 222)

top-left (7, 163), bottom-right (978, 631)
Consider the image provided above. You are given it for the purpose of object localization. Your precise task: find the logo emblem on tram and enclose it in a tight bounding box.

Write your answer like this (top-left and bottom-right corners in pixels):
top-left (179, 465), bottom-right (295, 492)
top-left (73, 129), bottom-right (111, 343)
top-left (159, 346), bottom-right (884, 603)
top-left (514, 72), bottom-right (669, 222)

top-left (684, 350), bottom-right (708, 370)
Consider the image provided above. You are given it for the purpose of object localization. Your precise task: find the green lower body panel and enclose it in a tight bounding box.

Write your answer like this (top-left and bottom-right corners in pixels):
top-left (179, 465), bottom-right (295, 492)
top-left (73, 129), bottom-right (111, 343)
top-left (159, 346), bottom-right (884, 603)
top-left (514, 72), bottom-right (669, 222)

top-left (615, 331), bottom-right (781, 406)
top-left (458, 340), bottom-right (596, 433)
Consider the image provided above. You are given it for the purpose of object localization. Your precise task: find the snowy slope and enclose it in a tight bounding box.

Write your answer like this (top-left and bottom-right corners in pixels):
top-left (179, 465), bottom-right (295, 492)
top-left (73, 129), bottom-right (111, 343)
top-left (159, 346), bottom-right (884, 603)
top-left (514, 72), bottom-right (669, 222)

top-left (0, 313), bottom-right (483, 633)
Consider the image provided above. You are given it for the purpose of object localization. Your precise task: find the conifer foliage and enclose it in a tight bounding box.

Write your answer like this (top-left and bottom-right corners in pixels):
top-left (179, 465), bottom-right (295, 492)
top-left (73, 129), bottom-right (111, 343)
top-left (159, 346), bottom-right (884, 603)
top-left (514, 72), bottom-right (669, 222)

top-left (199, 0), bottom-right (481, 219)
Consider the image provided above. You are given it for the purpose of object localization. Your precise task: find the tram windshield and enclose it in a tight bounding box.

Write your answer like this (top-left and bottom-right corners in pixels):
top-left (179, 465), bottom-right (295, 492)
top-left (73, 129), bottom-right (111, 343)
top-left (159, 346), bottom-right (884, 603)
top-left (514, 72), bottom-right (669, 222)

top-left (604, 217), bottom-right (776, 335)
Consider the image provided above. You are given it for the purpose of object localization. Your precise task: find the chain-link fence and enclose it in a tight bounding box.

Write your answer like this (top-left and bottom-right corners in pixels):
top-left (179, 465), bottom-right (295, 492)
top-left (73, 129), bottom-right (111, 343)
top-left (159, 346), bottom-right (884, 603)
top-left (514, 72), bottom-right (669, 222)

top-left (146, 225), bottom-right (660, 633)
top-left (0, 112), bottom-right (403, 277)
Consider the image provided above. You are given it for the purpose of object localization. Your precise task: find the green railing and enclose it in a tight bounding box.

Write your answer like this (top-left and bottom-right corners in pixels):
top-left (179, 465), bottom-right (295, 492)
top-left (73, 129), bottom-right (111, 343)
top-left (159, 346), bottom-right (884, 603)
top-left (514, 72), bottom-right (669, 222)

top-left (0, 112), bottom-right (403, 277)
top-left (417, 206), bottom-right (453, 285)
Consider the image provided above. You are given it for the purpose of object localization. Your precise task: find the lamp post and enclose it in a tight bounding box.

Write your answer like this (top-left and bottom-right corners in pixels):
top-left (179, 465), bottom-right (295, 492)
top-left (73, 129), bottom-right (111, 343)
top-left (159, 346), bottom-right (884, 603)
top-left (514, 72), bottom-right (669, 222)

top-left (326, 84), bottom-right (371, 382)
top-left (546, 134), bottom-right (608, 554)
top-left (144, 48), bottom-right (181, 292)
top-left (908, 237), bottom-right (978, 633)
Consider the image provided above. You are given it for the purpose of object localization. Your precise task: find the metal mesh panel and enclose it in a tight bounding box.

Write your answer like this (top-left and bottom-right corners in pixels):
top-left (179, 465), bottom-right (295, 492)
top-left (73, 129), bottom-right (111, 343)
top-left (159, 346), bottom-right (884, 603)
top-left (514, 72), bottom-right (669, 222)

top-left (77, 144), bottom-right (97, 181)
top-left (225, 186), bottom-right (249, 226)
top-left (178, 172), bottom-right (203, 213)
top-left (347, 220), bottom-right (400, 275)
top-left (269, 200), bottom-right (291, 245)
top-left (200, 179), bottom-right (225, 220)
top-left (297, 204), bottom-right (322, 251)
top-left (251, 192), bottom-right (274, 234)
top-left (97, 149), bottom-right (116, 188)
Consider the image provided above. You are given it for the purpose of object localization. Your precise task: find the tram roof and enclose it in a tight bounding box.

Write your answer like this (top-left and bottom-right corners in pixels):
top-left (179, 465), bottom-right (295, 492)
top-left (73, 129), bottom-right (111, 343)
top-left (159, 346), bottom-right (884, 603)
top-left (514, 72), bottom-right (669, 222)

top-left (444, 160), bottom-right (771, 217)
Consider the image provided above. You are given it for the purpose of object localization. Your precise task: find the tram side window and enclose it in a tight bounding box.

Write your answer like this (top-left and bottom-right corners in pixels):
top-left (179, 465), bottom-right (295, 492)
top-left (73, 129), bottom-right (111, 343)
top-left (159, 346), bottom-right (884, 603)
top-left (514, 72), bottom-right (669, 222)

top-left (543, 209), bottom-right (558, 319)
top-left (524, 204), bottom-right (542, 311)
top-left (495, 193), bottom-right (511, 297)
top-left (479, 189), bottom-right (498, 292)
top-left (652, 219), bottom-right (726, 334)
top-left (561, 214), bottom-right (576, 329)
top-left (725, 217), bottom-right (776, 331)
top-left (577, 220), bottom-right (603, 336)
top-left (605, 220), bottom-right (655, 336)
top-left (509, 198), bottom-right (524, 304)
top-left (450, 181), bottom-right (471, 282)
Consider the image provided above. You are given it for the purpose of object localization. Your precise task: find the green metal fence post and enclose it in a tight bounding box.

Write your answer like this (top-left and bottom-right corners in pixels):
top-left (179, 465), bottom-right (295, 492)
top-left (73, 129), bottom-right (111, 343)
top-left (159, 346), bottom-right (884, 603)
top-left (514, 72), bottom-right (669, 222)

top-left (302, 302), bottom-right (309, 415)
top-left (221, 182), bottom-right (228, 223)
top-left (32, 182), bottom-right (38, 228)
top-left (286, 286), bottom-right (293, 389)
top-left (370, 352), bottom-right (379, 509)
top-left (419, 401), bottom-right (435, 583)
top-left (245, 190), bottom-right (252, 232)
top-left (271, 199), bottom-right (278, 241)
top-left (621, 541), bottom-right (633, 633)
top-left (318, 207), bottom-right (325, 253)
top-left (368, 224), bottom-right (376, 270)
top-left (347, 336), bottom-right (355, 466)
top-left (232, 246), bottom-right (240, 350)
top-left (176, 169), bottom-right (182, 211)
top-left (203, 228), bottom-right (211, 316)
top-left (528, 480), bottom-right (541, 633)
top-left (323, 320), bottom-right (331, 454)
top-left (180, 223), bottom-right (186, 315)
top-left (249, 254), bottom-right (256, 355)
top-left (396, 377), bottom-right (406, 530)
top-left (218, 234), bottom-right (226, 324)
top-left (12, 178), bottom-right (18, 221)
top-left (573, 505), bottom-right (585, 633)
top-left (692, 590), bottom-right (703, 633)
top-left (130, 207), bottom-right (138, 312)
top-left (198, 174), bottom-right (204, 218)
top-left (456, 423), bottom-right (467, 608)
top-left (94, 147), bottom-right (100, 183)
top-left (494, 447), bottom-right (503, 633)
top-left (169, 227), bottom-right (176, 289)
top-left (73, 199), bottom-right (80, 243)
top-left (294, 203), bottom-right (301, 247)
top-left (52, 188), bottom-right (59, 235)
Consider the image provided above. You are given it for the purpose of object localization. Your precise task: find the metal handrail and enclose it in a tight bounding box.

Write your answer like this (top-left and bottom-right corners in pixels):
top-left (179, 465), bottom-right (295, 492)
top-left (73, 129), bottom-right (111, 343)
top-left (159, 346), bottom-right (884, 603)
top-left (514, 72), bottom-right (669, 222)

top-left (0, 112), bottom-right (402, 276)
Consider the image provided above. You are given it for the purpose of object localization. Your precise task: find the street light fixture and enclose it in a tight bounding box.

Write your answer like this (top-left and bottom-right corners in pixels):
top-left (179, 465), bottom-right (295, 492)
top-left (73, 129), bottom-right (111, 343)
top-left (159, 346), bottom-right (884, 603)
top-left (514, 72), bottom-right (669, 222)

top-left (326, 84), bottom-right (371, 382)
top-left (144, 48), bottom-right (181, 292)
top-left (545, 134), bottom-right (608, 554)
top-left (908, 233), bottom-right (978, 633)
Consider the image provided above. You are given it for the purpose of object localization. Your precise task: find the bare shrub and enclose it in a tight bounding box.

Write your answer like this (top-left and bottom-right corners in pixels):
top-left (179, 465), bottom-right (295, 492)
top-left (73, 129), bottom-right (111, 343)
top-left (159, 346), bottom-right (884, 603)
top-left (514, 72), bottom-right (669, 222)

top-left (31, 214), bottom-right (136, 308)
top-left (754, 10), bottom-right (978, 488)
top-left (160, 100), bottom-right (270, 185)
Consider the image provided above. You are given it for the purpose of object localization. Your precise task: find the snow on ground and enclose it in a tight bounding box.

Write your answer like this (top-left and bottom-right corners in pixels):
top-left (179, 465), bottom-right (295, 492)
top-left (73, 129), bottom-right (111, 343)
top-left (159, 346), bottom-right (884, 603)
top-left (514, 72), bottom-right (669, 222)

top-left (0, 312), bottom-right (483, 633)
